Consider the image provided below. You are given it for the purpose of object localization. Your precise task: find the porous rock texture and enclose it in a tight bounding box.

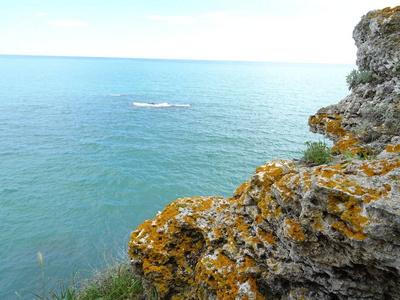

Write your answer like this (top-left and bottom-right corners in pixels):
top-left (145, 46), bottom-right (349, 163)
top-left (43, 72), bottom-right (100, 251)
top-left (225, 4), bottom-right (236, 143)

top-left (129, 7), bottom-right (400, 300)
top-left (309, 6), bottom-right (400, 154)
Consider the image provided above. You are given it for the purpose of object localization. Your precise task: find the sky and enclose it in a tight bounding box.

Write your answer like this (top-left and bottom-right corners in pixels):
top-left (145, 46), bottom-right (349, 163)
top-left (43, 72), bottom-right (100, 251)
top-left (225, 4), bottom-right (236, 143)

top-left (0, 0), bottom-right (399, 64)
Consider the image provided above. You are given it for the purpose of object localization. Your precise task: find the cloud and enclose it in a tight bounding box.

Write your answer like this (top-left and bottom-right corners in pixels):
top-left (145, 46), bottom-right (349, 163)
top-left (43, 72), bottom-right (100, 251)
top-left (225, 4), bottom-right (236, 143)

top-left (36, 12), bottom-right (47, 17)
top-left (46, 19), bottom-right (88, 27)
top-left (147, 15), bottom-right (195, 24)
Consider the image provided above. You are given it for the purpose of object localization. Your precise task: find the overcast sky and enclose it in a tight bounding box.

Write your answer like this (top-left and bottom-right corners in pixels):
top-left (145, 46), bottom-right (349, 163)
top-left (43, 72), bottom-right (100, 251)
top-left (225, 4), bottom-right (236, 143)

top-left (1, 0), bottom-right (399, 63)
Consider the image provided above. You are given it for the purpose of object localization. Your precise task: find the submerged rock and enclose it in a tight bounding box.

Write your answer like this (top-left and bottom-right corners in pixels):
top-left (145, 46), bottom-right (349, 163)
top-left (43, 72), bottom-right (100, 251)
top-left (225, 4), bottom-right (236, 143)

top-left (129, 6), bottom-right (400, 300)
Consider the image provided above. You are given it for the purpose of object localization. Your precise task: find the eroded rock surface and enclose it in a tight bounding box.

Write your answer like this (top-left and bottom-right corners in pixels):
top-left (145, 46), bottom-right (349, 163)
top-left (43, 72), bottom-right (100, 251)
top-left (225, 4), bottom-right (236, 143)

top-left (309, 6), bottom-right (400, 154)
top-left (129, 6), bottom-right (400, 300)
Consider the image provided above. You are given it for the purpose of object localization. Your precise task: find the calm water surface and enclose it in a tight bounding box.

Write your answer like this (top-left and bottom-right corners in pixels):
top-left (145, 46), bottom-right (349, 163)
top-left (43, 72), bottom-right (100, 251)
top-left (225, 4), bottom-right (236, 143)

top-left (0, 55), bottom-right (353, 298)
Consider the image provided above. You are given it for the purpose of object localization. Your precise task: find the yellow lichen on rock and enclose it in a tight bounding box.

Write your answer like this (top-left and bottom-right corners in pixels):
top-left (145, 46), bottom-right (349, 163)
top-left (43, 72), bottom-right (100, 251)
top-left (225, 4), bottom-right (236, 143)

top-left (129, 192), bottom-right (272, 298)
top-left (359, 159), bottom-right (400, 177)
top-left (308, 113), bottom-right (346, 138)
top-left (129, 150), bottom-right (400, 298)
top-left (333, 134), bottom-right (364, 155)
top-left (129, 196), bottom-right (219, 297)
top-left (386, 144), bottom-right (400, 153)
top-left (285, 219), bottom-right (306, 242)
top-left (245, 159), bottom-right (295, 221)
top-left (370, 6), bottom-right (400, 22)
top-left (328, 194), bottom-right (369, 240)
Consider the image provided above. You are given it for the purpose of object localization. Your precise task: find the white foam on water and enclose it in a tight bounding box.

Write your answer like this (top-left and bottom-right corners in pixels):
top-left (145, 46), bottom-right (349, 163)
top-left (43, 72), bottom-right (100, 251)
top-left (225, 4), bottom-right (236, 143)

top-left (131, 102), bottom-right (190, 107)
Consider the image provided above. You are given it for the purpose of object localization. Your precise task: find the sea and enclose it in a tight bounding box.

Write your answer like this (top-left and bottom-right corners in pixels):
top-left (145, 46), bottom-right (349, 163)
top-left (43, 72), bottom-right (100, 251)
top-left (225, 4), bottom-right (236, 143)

top-left (0, 55), bottom-right (353, 299)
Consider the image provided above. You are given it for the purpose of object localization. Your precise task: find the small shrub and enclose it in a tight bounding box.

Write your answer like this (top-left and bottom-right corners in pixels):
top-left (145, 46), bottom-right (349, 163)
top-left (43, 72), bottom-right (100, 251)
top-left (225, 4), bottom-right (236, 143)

top-left (354, 120), bottom-right (372, 135)
top-left (385, 117), bottom-right (400, 134)
top-left (301, 140), bottom-right (332, 165)
top-left (346, 69), bottom-right (373, 90)
top-left (383, 106), bottom-right (400, 135)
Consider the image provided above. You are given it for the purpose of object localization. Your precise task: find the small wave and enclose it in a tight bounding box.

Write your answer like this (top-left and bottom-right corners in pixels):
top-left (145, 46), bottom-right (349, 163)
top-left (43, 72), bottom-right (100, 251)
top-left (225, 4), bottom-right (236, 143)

top-left (110, 94), bottom-right (122, 97)
top-left (130, 102), bottom-right (190, 107)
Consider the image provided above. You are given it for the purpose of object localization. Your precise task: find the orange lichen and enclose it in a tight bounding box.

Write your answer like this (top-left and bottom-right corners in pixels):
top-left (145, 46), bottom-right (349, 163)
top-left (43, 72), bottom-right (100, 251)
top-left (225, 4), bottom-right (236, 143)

top-left (257, 194), bottom-right (281, 220)
top-left (195, 251), bottom-right (238, 297)
top-left (275, 173), bottom-right (299, 201)
top-left (312, 164), bottom-right (343, 179)
top-left (257, 227), bottom-right (275, 246)
top-left (333, 134), bottom-right (364, 155)
top-left (301, 171), bottom-right (312, 192)
top-left (332, 222), bottom-right (367, 240)
top-left (314, 222), bottom-right (323, 231)
top-left (312, 163), bottom-right (391, 205)
top-left (309, 113), bottom-right (346, 137)
top-left (255, 159), bottom-right (295, 186)
top-left (129, 196), bottom-right (223, 297)
top-left (385, 144), bottom-right (400, 152)
top-left (233, 180), bottom-right (250, 200)
top-left (311, 211), bottom-right (325, 232)
top-left (328, 194), bottom-right (370, 240)
top-left (370, 6), bottom-right (400, 22)
top-left (250, 160), bottom-right (295, 221)
top-left (195, 252), bottom-right (264, 299)
top-left (285, 219), bottom-right (306, 242)
top-left (255, 214), bottom-right (263, 224)
top-left (359, 159), bottom-right (400, 176)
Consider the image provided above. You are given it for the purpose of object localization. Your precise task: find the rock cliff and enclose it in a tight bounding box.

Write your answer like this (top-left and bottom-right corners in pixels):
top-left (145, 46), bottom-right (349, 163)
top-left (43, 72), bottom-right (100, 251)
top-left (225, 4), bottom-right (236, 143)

top-left (129, 6), bottom-right (400, 300)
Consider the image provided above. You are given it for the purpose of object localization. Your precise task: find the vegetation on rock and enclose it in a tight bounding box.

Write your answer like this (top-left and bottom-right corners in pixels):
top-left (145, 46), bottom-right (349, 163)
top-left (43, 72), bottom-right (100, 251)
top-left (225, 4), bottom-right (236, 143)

top-left (23, 254), bottom-right (150, 300)
top-left (346, 69), bottom-right (373, 90)
top-left (301, 140), bottom-right (332, 165)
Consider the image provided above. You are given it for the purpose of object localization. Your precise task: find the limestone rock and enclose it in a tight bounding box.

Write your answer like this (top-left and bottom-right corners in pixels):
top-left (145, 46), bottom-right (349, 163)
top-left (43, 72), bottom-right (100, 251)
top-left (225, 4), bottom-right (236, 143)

top-left (129, 6), bottom-right (400, 300)
top-left (309, 6), bottom-right (400, 154)
top-left (129, 150), bottom-right (400, 299)
top-left (354, 6), bottom-right (400, 77)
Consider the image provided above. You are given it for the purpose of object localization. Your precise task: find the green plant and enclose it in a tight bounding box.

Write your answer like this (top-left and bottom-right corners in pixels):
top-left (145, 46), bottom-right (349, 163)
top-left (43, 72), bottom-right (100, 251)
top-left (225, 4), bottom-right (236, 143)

top-left (382, 105), bottom-right (400, 134)
top-left (346, 69), bottom-right (373, 90)
top-left (385, 118), bottom-right (400, 134)
top-left (23, 252), bottom-right (77, 300)
top-left (77, 261), bottom-right (143, 300)
top-left (150, 286), bottom-right (160, 300)
top-left (354, 120), bottom-right (372, 135)
top-left (344, 150), bottom-right (376, 162)
top-left (301, 140), bottom-right (332, 165)
top-left (344, 151), bottom-right (355, 163)
top-left (23, 251), bottom-right (145, 300)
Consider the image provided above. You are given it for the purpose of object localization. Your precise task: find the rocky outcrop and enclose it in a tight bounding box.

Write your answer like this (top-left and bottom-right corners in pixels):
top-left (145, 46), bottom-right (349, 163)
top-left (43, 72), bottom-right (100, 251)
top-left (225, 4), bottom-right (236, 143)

top-left (309, 6), bottom-right (400, 154)
top-left (129, 6), bottom-right (400, 300)
top-left (355, 7), bottom-right (400, 77)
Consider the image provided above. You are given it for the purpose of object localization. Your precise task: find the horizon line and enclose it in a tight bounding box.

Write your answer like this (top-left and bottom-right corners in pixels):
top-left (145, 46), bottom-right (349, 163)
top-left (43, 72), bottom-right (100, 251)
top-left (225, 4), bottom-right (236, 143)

top-left (0, 53), bottom-right (356, 66)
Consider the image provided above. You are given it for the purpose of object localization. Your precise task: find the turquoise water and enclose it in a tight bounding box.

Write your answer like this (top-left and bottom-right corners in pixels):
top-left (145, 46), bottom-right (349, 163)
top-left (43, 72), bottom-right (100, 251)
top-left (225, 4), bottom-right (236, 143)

top-left (0, 55), bottom-right (353, 298)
